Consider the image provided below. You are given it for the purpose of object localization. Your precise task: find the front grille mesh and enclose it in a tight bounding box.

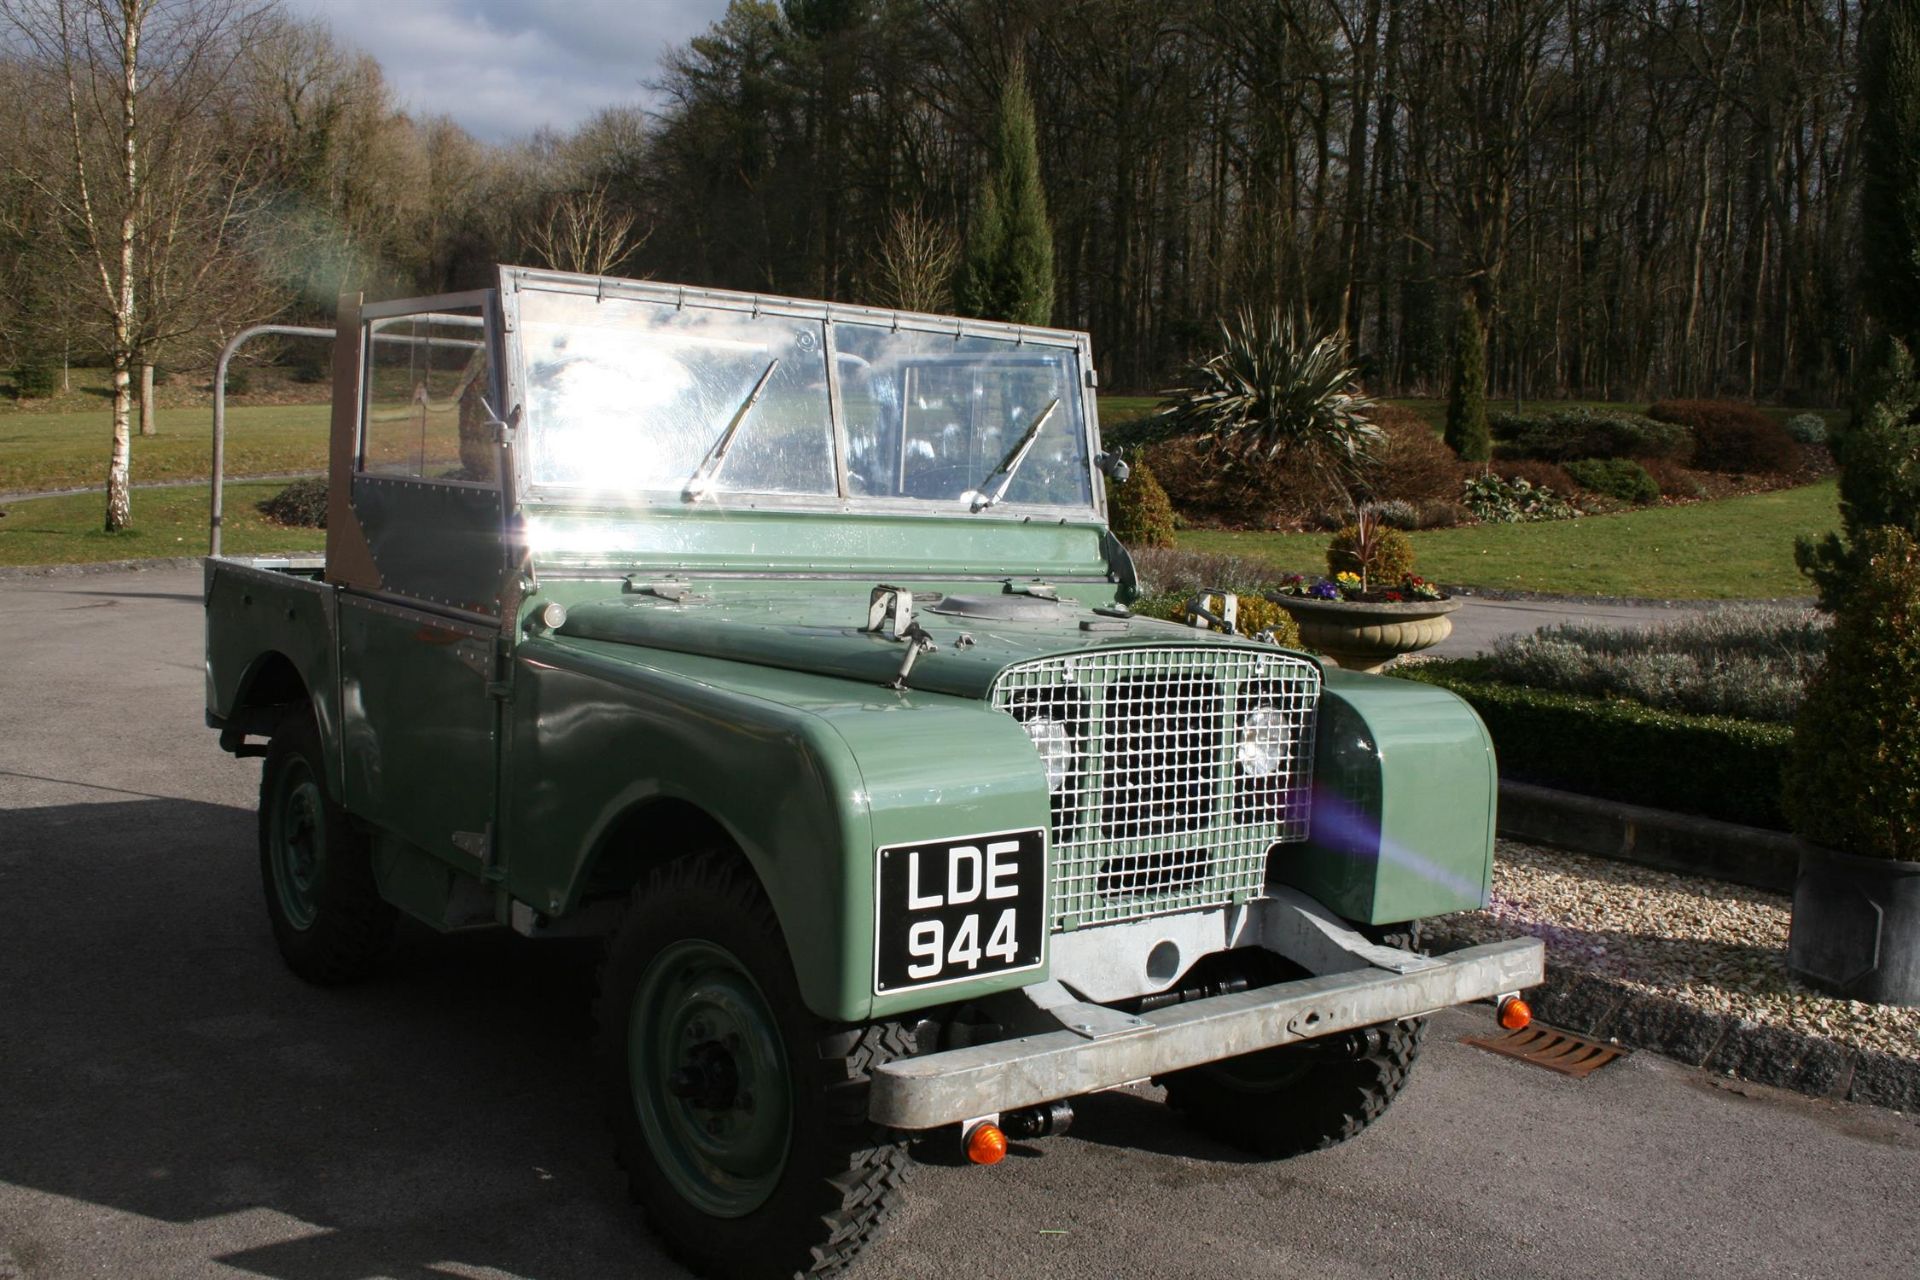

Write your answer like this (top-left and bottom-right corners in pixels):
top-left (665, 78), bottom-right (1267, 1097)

top-left (991, 646), bottom-right (1319, 930)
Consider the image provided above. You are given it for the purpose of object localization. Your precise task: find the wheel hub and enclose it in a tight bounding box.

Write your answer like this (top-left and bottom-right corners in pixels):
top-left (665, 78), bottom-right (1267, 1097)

top-left (670, 1039), bottom-right (742, 1110)
top-left (630, 939), bottom-right (793, 1218)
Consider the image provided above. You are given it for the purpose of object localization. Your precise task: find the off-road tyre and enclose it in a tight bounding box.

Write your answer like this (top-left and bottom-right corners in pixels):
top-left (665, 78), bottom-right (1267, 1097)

top-left (1159, 926), bottom-right (1426, 1159)
top-left (597, 849), bottom-right (912, 1280)
top-left (258, 711), bottom-right (396, 984)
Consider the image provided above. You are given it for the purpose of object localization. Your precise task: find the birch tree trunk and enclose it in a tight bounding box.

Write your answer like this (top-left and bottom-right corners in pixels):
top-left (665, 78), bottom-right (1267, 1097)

top-left (104, 0), bottom-right (140, 531)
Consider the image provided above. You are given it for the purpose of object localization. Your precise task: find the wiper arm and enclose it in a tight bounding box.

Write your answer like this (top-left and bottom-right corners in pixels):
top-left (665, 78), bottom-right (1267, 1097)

top-left (684, 357), bottom-right (780, 501)
top-left (970, 397), bottom-right (1060, 513)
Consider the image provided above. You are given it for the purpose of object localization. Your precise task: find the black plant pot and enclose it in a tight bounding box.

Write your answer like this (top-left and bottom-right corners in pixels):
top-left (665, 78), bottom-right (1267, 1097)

top-left (1787, 843), bottom-right (1920, 1007)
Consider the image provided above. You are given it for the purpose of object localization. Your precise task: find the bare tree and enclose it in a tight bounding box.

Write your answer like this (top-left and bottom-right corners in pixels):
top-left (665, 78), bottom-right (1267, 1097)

top-left (525, 184), bottom-right (648, 278)
top-left (866, 203), bottom-right (960, 313)
top-left (1, 0), bottom-right (274, 530)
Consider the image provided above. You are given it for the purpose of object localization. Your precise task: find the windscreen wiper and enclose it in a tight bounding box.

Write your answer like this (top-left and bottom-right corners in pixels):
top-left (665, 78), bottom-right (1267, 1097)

top-left (970, 397), bottom-right (1060, 513)
top-left (684, 358), bottom-right (780, 501)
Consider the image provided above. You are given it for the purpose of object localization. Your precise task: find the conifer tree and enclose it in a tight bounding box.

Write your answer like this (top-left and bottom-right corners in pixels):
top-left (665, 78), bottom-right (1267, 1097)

top-left (1444, 300), bottom-right (1491, 461)
top-left (956, 66), bottom-right (1054, 326)
top-left (1864, 0), bottom-right (1920, 350)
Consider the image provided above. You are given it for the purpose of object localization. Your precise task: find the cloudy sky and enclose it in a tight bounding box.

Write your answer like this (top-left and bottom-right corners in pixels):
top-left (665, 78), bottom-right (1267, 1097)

top-left (280, 0), bottom-right (734, 143)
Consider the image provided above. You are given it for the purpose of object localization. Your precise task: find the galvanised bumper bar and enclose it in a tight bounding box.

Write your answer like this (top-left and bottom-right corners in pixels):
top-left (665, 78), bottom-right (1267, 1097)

top-left (869, 937), bottom-right (1545, 1129)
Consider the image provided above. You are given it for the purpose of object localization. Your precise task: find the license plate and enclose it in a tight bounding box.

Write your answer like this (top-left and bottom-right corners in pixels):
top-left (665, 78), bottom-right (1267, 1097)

top-left (873, 828), bottom-right (1045, 994)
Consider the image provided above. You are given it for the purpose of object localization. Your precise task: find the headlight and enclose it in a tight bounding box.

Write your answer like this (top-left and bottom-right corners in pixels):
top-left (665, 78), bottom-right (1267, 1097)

top-left (1236, 704), bottom-right (1288, 777)
top-left (1022, 716), bottom-right (1074, 793)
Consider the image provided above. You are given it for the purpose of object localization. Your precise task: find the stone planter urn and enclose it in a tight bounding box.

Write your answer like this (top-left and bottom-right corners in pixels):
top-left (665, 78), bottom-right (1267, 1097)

top-left (1787, 842), bottom-right (1920, 1007)
top-left (1267, 595), bottom-right (1461, 674)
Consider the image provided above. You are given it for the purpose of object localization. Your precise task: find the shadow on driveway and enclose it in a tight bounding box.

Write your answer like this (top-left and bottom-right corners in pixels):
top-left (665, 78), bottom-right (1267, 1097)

top-left (0, 798), bottom-right (671, 1279)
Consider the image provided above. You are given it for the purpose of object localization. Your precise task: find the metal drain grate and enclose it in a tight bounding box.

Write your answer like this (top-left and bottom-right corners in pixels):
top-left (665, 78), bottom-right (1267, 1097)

top-left (1462, 1024), bottom-right (1627, 1078)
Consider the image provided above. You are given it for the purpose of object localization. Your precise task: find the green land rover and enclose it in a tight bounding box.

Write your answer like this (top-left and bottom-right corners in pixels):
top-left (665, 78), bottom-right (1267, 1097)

top-left (203, 267), bottom-right (1543, 1279)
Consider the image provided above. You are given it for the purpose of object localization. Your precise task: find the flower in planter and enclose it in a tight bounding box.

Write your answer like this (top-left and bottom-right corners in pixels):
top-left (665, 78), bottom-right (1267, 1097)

top-left (1310, 579), bottom-right (1341, 600)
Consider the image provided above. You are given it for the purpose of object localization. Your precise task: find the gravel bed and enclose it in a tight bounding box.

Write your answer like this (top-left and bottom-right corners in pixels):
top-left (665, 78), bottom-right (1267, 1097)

top-left (1429, 839), bottom-right (1920, 1062)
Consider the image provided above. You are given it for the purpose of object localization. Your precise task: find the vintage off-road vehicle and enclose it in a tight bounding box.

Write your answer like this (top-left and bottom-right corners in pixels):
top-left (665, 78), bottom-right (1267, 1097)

top-left (204, 267), bottom-right (1543, 1279)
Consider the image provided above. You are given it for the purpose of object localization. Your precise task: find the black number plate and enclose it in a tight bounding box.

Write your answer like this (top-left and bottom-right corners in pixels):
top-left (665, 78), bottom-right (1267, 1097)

top-left (873, 828), bottom-right (1046, 994)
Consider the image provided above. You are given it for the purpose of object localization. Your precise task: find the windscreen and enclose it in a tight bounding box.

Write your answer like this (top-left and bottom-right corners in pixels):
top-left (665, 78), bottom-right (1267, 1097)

top-left (522, 290), bottom-right (836, 496)
top-left (835, 322), bottom-right (1093, 509)
top-left (516, 287), bottom-right (1095, 513)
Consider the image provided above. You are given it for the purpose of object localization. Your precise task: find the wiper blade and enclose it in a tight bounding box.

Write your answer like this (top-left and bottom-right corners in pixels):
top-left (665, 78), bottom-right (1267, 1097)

top-left (684, 357), bottom-right (780, 501)
top-left (970, 397), bottom-right (1060, 513)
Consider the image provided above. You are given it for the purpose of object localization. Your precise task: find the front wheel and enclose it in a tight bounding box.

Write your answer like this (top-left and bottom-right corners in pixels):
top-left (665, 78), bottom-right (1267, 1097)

top-left (597, 850), bottom-right (912, 1280)
top-left (1159, 1017), bottom-right (1426, 1158)
top-left (258, 712), bottom-right (396, 984)
top-left (1159, 926), bottom-right (1426, 1158)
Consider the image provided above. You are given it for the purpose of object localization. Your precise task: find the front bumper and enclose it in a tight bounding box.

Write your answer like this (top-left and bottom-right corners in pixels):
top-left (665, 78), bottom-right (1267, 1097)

top-left (868, 935), bottom-right (1545, 1129)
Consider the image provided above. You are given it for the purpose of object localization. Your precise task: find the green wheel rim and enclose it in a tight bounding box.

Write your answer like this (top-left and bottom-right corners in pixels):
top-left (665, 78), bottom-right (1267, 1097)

top-left (268, 759), bottom-right (325, 931)
top-left (629, 939), bottom-right (793, 1218)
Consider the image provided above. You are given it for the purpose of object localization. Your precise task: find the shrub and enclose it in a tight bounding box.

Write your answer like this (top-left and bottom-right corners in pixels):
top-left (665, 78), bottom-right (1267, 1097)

top-left (1564, 457), bottom-right (1659, 504)
top-left (291, 358), bottom-right (331, 385)
top-left (1796, 393), bottom-right (1920, 606)
top-left (1362, 403), bottom-right (1460, 506)
top-left (1785, 529), bottom-right (1920, 859)
top-left (1327, 522), bottom-right (1415, 585)
top-left (1462, 472), bottom-right (1580, 523)
top-left (1106, 457), bottom-right (1175, 547)
top-left (1373, 498), bottom-right (1420, 529)
top-left (1142, 436), bottom-right (1324, 527)
top-left (1130, 547), bottom-right (1297, 600)
top-left (1416, 498), bottom-right (1472, 529)
top-left (258, 477), bottom-right (328, 528)
top-left (1647, 399), bottom-right (1798, 473)
top-left (1148, 308), bottom-right (1377, 499)
top-left (1396, 661), bottom-right (1793, 828)
top-left (1785, 412), bottom-right (1828, 444)
top-left (12, 363), bottom-right (57, 398)
top-left (223, 366), bottom-right (253, 396)
top-left (1492, 408), bottom-right (1692, 463)
top-left (1485, 606), bottom-right (1828, 723)
top-left (1131, 588), bottom-right (1303, 648)
top-left (1639, 457), bottom-right (1707, 498)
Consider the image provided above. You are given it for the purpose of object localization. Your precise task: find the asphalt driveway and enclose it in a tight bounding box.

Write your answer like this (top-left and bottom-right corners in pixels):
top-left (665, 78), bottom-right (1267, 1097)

top-left (0, 565), bottom-right (1911, 1280)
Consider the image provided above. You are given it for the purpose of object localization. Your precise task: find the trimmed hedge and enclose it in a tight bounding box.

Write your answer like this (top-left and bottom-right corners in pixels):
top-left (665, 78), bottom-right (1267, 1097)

top-left (1395, 661), bottom-right (1791, 829)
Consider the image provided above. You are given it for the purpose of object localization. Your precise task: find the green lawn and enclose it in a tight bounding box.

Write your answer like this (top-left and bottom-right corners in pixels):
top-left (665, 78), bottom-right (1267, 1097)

top-left (2, 394), bottom-right (1168, 496)
top-left (0, 403), bottom-right (331, 495)
top-left (0, 481), bottom-right (324, 567)
top-left (1179, 479), bottom-right (1839, 599)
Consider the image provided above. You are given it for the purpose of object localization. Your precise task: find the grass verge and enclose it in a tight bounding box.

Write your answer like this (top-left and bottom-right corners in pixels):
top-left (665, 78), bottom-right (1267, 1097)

top-left (0, 481), bottom-right (323, 567)
top-left (1179, 479), bottom-right (1837, 599)
top-left (0, 403), bottom-right (330, 495)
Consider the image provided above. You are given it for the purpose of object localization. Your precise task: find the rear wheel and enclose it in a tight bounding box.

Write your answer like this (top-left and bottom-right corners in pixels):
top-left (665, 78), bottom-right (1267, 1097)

top-left (598, 850), bottom-right (912, 1280)
top-left (1159, 927), bottom-right (1426, 1158)
top-left (258, 712), bottom-right (396, 984)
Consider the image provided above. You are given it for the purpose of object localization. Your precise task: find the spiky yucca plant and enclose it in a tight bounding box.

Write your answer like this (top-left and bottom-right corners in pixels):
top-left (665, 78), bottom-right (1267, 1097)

top-left (1150, 308), bottom-right (1379, 503)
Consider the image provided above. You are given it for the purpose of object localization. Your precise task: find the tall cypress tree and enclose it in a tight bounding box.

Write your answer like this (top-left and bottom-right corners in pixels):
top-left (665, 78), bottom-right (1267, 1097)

top-left (1864, 0), bottom-right (1920, 350)
top-left (1445, 300), bottom-right (1491, 461)
top-left (956, 67), bottom-right (1055, 326)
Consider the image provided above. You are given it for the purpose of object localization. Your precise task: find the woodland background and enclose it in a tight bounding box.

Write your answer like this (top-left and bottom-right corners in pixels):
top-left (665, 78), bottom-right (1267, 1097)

top-left (0, 0), bottom-right (1867, 402)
